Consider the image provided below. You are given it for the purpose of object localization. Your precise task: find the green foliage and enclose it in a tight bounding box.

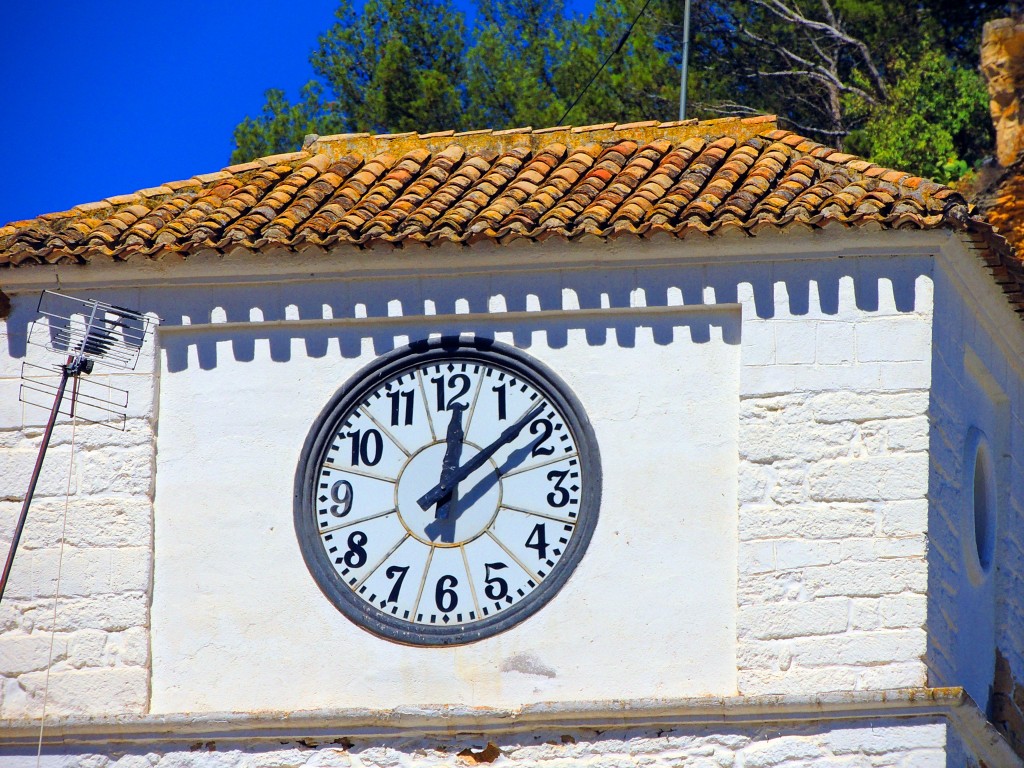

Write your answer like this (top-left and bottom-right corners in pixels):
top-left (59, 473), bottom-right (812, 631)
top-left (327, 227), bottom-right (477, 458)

top-left (230, 0), bottom-right (1011, 184)
top-left (847, 50), bottom-right (993, 183)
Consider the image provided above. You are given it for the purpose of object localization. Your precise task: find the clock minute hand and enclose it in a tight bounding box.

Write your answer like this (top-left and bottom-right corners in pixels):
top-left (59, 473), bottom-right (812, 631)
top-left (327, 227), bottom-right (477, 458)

top-left (433, 402), bottom-right (466, 520)
top-left (417, 403), bottom-right (545, 511)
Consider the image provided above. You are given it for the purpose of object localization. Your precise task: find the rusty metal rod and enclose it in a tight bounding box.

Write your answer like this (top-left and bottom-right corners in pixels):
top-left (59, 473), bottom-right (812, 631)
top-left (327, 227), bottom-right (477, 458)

top-left (0, 365), bottom-right (72, 605)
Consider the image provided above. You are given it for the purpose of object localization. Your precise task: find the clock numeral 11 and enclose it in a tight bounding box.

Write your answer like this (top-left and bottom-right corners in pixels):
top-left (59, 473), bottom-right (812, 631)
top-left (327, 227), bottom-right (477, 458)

top-left (387, 389), bottom-right (415, 426)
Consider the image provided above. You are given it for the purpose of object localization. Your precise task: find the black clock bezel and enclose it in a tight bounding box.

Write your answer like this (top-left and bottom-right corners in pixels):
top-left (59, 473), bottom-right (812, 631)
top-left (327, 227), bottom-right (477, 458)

top-left (294, 336), bottom-right (602, 647)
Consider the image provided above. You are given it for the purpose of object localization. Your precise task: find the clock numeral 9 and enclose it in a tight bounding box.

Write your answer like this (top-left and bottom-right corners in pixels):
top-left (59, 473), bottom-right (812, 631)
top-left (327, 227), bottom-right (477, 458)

top-left (330, 480), bottom-right (353, 517)
top-left (484, 562), bottom-right (509, 599)
top-left (435, 574), bottom-right (459, 612)
top-left (346, 428), bottom-right (383, 466)
top-left (387, 389), bottom-right (415, 426)
top-left (431, 373), bottom-right (471, 411)
top-left (343, 530), bottom-right (368, 568)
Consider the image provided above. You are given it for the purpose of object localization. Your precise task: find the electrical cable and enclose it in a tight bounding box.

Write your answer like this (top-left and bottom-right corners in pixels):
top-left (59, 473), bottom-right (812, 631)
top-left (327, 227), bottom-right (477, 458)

top-left (557, 0), bottom-right (658, 126)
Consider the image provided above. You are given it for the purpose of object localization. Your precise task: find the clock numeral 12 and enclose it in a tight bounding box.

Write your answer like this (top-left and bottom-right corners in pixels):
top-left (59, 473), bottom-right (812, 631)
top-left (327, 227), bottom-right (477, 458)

top-left (431, 373), bottom-right (471, 410)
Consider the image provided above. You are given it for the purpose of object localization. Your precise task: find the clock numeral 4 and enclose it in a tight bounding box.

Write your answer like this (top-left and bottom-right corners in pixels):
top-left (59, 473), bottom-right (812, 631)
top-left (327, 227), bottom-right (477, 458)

top-left (525, 523), bottom-right (548, 560)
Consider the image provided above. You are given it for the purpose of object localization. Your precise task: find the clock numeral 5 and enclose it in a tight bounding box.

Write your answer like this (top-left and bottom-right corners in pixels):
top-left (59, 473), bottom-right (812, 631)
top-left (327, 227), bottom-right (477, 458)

top-left (431, 373), bottom-right (471, 411)
top-left (330, 480), bottom-right (353, 517)
top-left (346, 428), bottom-right (383, 466)
top-left (484, 561), bottom-right (509, 599)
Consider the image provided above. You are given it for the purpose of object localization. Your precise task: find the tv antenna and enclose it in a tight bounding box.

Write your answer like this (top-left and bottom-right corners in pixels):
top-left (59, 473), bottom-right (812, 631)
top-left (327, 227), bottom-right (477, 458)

top-left (0, 291), bottom-right (156, 603)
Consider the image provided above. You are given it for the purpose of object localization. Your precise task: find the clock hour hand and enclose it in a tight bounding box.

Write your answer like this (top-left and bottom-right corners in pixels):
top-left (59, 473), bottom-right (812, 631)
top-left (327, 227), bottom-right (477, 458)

top-left (433, 402), bottom-right (466, 520)
top-left (418, 403), bottom-right (545, 511)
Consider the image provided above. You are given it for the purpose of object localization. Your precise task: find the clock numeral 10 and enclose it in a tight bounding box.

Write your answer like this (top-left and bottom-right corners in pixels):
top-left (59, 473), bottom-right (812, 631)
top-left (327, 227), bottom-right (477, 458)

top-left (346, 428), bottom-right (383, 466)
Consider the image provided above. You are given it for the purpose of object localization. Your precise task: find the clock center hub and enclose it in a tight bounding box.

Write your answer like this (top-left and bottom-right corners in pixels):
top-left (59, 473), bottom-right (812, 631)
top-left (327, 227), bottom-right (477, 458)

top-left (395, 441), bottom-right (501, 546)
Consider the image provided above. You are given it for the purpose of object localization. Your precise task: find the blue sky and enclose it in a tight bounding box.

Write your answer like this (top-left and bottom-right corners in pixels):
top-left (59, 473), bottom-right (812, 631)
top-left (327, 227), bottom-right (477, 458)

top-left (0, 1), bottom-right (600, 225)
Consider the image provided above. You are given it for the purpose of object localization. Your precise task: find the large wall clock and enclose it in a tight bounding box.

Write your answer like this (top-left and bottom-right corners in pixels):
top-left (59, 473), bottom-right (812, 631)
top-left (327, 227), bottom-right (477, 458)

top-left (294, 337), bottom-right (601, 646)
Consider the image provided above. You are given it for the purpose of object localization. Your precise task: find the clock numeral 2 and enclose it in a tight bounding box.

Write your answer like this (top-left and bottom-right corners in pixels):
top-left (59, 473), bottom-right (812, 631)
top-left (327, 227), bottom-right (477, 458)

top-left (346, 428), bottom-right (383, 466)
top-left (435, 575), bottom-right (459, 612)
top-left (530, 418), bottom-right (554, 456)
top-left (387, 389), bottom-right (415, 426)
top-left (431, 373), bottom-right (471, 411)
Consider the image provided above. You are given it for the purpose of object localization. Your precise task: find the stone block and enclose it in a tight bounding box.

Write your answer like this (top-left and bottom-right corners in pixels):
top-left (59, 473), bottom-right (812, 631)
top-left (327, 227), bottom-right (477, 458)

top-left (738, 598), bottom-right (849, 640)
top-left (738, 504), bottom-right (875, 541)
top-left (802, 559), bottom-right (927, 598)
top-left (11, 666), bottom-right (148, 717)
top-left (814, 321), bottom-right (855, 364)
top-left (25, 592), bottom-right (149, 633)
top-left (809, 391), bottom-right (928, 423)
top-left (774, 539), bottom-right (842, 570)
top-left (0, 631), bottom-right (68, 674)
top-left (791, 628), bottom-right (926, 666)
top-left (807, 453), bottom-right (928, 502)
top-left (856, 317), bottom-right (931, 362)
top-left (774, 321), bottom-right (817, 365)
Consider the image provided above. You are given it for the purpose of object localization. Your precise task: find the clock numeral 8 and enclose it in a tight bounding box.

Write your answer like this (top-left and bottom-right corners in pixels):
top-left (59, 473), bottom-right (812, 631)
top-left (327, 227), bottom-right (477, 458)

top-left (344, 531), bottom-right (368, 568)
top-left (435, 574), bottom-right (459, 612)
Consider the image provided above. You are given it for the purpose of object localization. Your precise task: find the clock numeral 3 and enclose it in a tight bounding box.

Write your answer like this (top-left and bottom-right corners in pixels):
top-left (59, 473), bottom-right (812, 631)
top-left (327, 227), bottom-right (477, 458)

top-left (484, 562), bottom-right (509, 599)
top-left (330, 480), bottom-right (353, 517)
top-left (546, 469), bottom-right (571, 508)
top-left (346, 428), bottom-right (383, 466)
top-left (344, 531), bottom-right (368, 568)
top-left (385, 565), bottom-right (409, 603)
top-left (431, 373), bottom-right (471, 411)
top-left (435, 574), bottom-right (459, 612)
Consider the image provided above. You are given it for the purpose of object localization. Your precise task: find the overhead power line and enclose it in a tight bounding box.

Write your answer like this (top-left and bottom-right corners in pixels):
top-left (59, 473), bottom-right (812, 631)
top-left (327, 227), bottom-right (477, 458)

top-left (557, 0), bottom-right (658, 126)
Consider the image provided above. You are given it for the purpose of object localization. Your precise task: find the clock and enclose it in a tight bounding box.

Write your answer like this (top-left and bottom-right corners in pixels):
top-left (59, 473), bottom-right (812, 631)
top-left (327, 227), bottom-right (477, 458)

top-left (294, 337), bottom-right (601, 646)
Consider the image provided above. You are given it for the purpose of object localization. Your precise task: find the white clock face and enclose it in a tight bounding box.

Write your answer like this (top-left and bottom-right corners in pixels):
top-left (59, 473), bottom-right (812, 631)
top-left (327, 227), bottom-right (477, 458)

top-left (295, 339), bottom-right (600, 646)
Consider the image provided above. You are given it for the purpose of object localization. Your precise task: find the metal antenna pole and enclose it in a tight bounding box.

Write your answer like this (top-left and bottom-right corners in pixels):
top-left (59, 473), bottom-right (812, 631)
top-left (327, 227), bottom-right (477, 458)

top-left (679, 0), bottom-right (691, 120)
top-left (0, 365), bottom-right (72, 603)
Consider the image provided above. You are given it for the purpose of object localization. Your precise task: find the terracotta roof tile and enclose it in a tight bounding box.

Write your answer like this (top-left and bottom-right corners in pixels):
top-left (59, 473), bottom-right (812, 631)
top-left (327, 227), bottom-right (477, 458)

top-left (4, 116), bottom-right (1017, 309)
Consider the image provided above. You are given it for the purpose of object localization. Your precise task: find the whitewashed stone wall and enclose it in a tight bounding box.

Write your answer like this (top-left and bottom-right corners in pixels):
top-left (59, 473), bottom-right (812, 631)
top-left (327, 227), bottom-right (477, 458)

top-left (736, 258), bottom-right (933, 694)
top-left (0, 293), bottom-right (156, 718)
top-left (0, 718), bottom-right (964, 768)
top-left (925, 245), bottom-right (1024, 720)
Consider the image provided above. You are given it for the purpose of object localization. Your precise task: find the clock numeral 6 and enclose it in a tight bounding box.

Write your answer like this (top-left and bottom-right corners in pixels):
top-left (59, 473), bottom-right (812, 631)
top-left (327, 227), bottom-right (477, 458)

top-left (330, 480), bottom-right (353, 517)
top-left (484, 562), bottom-right (509, 600)
top-left (435, 574), bottom-right (459, 612)
top-left (346, 428), bottom-right (383, 466)
top-left (344, 530), bottom-right (368, 568)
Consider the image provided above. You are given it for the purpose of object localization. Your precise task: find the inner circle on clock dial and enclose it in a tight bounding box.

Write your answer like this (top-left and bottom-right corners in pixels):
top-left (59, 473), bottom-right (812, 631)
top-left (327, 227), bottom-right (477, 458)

top-left (395, 441), bottom-right (501, 546)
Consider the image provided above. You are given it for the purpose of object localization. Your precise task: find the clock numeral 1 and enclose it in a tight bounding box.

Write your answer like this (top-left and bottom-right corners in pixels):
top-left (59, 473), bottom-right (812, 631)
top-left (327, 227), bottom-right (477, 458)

top-left (387, 389), bottom-right (415, 426)
top-left (525, 523), bottom-right (548, 560)
top-left (492, 383), bottom-right (507, 420)
top-left (483, 562), bottom-right (509, 600)
top-left (435, 574), bottom-right (459, 612)
top-left (346, 428), bottom-right (383, 466)
top-left (385, 565), bottom-right (409, 603)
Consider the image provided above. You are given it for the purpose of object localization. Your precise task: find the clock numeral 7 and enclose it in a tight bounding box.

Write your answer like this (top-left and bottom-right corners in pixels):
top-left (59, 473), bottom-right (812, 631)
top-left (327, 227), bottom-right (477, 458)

top-left (431, 373), bottom-right (471, 411)
top-left (385, 565), bottom-right (409, 603)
